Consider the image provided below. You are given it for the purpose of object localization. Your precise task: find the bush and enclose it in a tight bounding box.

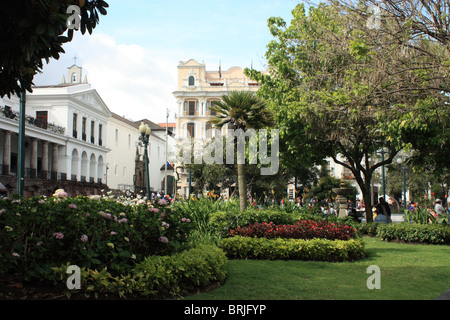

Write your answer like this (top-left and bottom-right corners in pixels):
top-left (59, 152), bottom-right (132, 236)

top-left (230, 220), bottom-right (357, 241)
top-left (355, 222), bottom-right (380, 236)
top-left (376, 223), bottom-right (450, 245)
top-left (210, 208), bottom-right (341, 237)
top-left (132, 244), bottom-right (228, 298)
top-left (220, 236), bottom-right (366, 262)
top-left (52, 244), bottom-right (228, 299)
top-left (0, 195), bottom-right (195, 280)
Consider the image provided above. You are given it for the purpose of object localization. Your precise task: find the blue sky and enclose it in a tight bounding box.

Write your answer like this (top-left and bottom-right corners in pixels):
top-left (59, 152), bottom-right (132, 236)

top-left (34, 0), bottom-right (298, 122)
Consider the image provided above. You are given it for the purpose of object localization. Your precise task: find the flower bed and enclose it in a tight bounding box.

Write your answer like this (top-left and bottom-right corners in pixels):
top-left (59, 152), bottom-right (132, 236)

top-left (0, 193), bottom-right (195, 281)
top-left (230, 220), bottom-right (357, 241)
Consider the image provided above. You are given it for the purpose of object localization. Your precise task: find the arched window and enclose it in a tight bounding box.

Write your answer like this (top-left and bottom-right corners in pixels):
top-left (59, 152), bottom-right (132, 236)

top-left (187, 123), bottom-right (195, 138)
top-left (188, 76), bottom-right (195, 86)
top-left (71, 73), bottom-right (77, 83)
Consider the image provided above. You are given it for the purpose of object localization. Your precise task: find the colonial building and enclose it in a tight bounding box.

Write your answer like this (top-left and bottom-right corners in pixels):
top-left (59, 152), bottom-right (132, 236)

top-left (172, 59), bottom-right (263, 198)
top-left (106, 114), bottom-right (174, 195)
top-left (0, 64), bottom-right (110, 197)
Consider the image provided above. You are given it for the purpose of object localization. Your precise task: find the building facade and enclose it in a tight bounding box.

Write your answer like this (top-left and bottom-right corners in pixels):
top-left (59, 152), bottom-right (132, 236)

top-left (172, 59), bottom-right (263, 198)
top-left (0, 64), bottom-right (110, 197)
top-left (106, 114), bottom-right (174, 195)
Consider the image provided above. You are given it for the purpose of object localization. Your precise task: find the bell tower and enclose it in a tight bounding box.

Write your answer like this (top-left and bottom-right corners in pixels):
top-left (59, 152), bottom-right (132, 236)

top-left (61, 55), bottom-right (88, 84)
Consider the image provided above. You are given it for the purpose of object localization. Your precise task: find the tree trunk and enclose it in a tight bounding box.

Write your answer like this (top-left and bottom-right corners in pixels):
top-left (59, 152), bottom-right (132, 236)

top-left (237, 163), bottom-right (247, 211)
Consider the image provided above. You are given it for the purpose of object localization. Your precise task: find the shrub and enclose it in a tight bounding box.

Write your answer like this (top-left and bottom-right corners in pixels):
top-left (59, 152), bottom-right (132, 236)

top-left (230, 220), bottom-right (357, 241)
top-left (132, 244), bottom-right (228, 298)
top-left (52, 244), bottom-right (228, 299)
top-left (210, 208), bottom-right (342, 237)
top-left (376, 223), bottom-right (450, 245)
top-left (0, 195), bottom-right (195, 280)
top-left (220, 236), bottom-right (366, 262)
top-left (355, 222), bottom-right (380, 236)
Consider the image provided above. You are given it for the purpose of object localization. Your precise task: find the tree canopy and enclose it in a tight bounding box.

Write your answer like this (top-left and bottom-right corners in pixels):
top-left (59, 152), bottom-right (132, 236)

top-left (246, 2), bottom-right (449, 220)
top-left (0, 0), bottom-right (109, 97)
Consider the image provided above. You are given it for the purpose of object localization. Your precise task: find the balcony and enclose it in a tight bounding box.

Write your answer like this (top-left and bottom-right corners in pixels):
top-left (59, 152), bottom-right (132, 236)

top-left (0, 106), bottom-right (66, 135)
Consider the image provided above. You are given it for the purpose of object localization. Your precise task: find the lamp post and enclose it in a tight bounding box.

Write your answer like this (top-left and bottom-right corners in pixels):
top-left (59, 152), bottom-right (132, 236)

top-left (396, 157), bottom-right (407, 211)
top-left (139, 122), bottom-right (151, 200)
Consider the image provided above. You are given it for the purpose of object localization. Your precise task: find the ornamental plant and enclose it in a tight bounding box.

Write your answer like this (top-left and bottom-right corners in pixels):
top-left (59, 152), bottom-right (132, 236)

top-left (0, 192), bottom-right (195, 281)
top-left (230, 220), bottom-right (357, 241)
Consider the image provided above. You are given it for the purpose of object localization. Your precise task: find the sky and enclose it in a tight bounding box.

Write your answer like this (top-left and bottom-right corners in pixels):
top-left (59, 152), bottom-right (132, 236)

top-left (33, 0), bottom-right (299, 123)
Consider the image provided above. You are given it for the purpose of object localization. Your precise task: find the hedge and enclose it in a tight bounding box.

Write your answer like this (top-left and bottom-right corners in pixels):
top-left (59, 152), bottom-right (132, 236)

top-left (132, 244), bottom-right (228, 297)
top-left (220, 236), bottom-right (366, 262)
top-left (376, 223), bottom-right (450, 245)
top-left (53, 244), bottom-right (228, 299)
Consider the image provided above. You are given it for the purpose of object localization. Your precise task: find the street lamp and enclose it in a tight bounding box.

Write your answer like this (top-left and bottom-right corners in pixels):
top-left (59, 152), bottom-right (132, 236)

top-left (139, 122), bottom-right (151, 200)
top-left (396, 157), bottom-right (407, 211)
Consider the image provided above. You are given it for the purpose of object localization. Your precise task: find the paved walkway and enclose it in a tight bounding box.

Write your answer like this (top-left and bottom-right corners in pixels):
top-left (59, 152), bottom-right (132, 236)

top-left (436, 288), bottom-right (450, 300)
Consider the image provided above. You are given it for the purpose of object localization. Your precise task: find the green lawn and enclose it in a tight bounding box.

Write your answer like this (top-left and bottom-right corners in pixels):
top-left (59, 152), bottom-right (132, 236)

top-left (185, 237), bottom-right (450, 300)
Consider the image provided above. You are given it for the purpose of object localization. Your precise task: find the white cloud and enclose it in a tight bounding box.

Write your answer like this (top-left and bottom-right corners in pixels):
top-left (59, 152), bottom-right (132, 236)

top-left (35, 31), bottom-right (179, 124)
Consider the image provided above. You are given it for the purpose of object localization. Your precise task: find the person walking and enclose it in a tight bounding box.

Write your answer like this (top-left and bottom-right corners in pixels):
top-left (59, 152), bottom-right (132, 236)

top-left (376, 197), bottom-right (392, 223)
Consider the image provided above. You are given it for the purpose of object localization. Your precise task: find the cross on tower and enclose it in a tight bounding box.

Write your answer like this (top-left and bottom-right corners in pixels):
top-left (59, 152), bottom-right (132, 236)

top-left (73, 55), bottom-right (79, 66)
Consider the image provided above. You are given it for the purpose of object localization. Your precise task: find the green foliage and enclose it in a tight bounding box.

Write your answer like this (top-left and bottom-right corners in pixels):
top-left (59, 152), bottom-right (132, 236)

top-left (52, 244), bottom-right (228, 299)
top-left (220, 236), bottom-right (366, 262)
top-left (209, 207), bottom-right (331, 237)
top-left (0, 0), bottom-right (109, 97)
top-left (133, 244), bottom-right (228, 298)
top-left (0, 195), bottom-right (194, 280)
top-left (376, 223), bottom-right (450, 245)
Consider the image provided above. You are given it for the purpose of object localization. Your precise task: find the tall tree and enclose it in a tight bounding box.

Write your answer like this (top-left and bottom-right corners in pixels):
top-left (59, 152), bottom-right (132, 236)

top-left (327, 0), bottom-right (450, 174)
top-left (246, 3), bottom-right (448, 221)
top-left (210, 91), bottom-right (275, 211)
top-left (0, 0), bottom-right (109, 97)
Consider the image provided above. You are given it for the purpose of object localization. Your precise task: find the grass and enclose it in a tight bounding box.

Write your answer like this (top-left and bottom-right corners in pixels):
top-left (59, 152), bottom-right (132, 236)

top-left (184, 237), bottom-right (450, 300)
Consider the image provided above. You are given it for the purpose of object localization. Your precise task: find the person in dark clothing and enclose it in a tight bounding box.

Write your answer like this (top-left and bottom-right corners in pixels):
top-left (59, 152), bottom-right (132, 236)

top-left (376, 197), bottom-right (392, 223)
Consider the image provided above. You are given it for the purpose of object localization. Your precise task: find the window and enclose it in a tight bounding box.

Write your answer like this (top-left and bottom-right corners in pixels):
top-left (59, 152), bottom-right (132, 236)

top-left (184, 101), bottom-right (198, 116)
top-left (205, 122), bottom-right (213, 138)
top-left (128, 134), bottom-right (131, 149)
top-left (82, 117), bottom-right (87, 141)
top-left (207, 101), bottom-right (217, 116)
top-left (115, 129), bottom-right (119, 146)
top-left (71, 72), bottom-right (77, 83)
top-left (35, 111), bottom-right (48, 129)
top-left (187, 123), bottom-right (195, 138)
top-left (73, 113), bottom-right (78, 138)
top-left (188, 76), bottom-right (195, 86)
top-left (90, 120), bottom-right (95, 144)
top-left (98, 124), bottom-right (103, 146)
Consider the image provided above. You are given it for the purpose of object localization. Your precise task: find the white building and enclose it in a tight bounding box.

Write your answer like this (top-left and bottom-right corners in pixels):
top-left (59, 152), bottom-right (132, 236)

top-left (0, 64), bottom-right (111, 196)
top-left (106, 114), bottom-right (174, 194)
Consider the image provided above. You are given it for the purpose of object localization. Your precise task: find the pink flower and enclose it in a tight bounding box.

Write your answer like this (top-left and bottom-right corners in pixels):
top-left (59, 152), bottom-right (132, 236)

top-left (80, 234), bottom-right (88, 243)
top-left (53, 232), bottom-right (64, 240)
top-left (158, 236), bottom-right (169, 244)
top-left (149, 207), bottom-right (159, 213)
top-left (118, 218), bottom-right (128, 224)
top-left (162, 222), bottom-right (170, 229)
top-left (110, 231), bottom-right (117, 236)
top-left (158, 199), bottom-right (167, 206)
top-left (68, 204), bottom-right (77, 209)
top-left (181, 218), bottom-right (191, 223)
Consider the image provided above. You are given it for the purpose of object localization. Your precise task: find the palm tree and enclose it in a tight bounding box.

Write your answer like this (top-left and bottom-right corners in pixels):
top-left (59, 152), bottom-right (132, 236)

top-left (210, 90), bottom-right (275, 211)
